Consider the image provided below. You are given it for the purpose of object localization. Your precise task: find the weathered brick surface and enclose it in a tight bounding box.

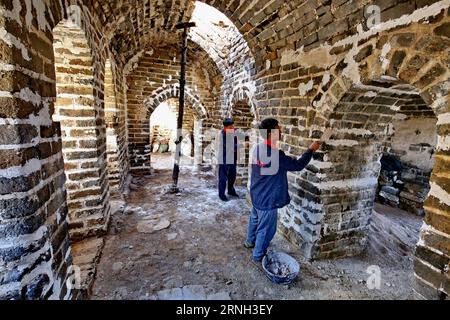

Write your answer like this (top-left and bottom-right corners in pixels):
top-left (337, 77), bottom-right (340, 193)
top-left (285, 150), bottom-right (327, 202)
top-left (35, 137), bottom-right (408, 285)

top-left (0, 0), bottom-right (449, 301)
top-left (126, 46), bottom-right (220, 172)
top-left (52, 22), bottom-right (111, 241)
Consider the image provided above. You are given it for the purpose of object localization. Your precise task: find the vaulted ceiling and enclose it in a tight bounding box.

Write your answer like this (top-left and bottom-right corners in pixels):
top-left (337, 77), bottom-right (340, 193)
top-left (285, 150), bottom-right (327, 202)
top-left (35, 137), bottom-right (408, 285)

top-left (79, 0), bottom-right (260, 68)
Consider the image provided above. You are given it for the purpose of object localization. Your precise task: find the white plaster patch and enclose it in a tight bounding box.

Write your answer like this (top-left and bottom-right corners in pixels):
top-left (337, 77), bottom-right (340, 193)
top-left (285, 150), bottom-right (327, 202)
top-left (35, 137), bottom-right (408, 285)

top-left (429, 182), bottom-right (450, 207)
top-left (123, 50), bottom-right (145, 76)
top-left (380, 42), bottom-right (392, 71)
top-left (301, 198), bottom-right (324, 210)
top-left (326, 139), bottom-right (359, 147)
top-left (337, 0), bottom-right (450, 50)
top-left (0, 62), bottom-right (15, 72)
top-left (308, 159), bottom-right (333, 169)
top-left (0, 27), bottom-right (31, 61)
top-left (364, 91), bottom-right (377, 97)
top-left (436, 135), bottom-right (450, 151)
top-left (393, 113), bottom-right (408, 120)
top-left (437, 113), bottom-right (450, 125)
top-left (0, 158), bottom-right (42, 179)
top-left (0, 225), bottom-right (47, 249)
top-left (17, 87), bottom-right (41, 105)
top-left (335, 128), bottom-right (373, 136)
top-left (342, 42), bottom-right (362, 85)
top-left (435, 81), bottom-right (450, 100)
top-left (25, 0), bottom-right (33, 28)
top-left (298, 80), bottom-right (314, 96)
top-left (202, 68), bottom-right (212, 90)
top-left (0, 146), bottom-right (61, 181)
top-left (354, 83), bottom-right (420, 96)
top-left (420, 222), bottom-right (450, 240)
top-left (313, 177), bottom-right (378, 191)
top-left (1, 0), bottom-right (23, 26)
top-left (30, 0), bottom-right (50, 31)
top-left (0, 62), bottom-right (54, 83)
top-left (322, 72), bottom-right (331, 87)
top-left (0, 91), bottom-right (13, 98)
top-left (281, 44), bottom-right (336, 68)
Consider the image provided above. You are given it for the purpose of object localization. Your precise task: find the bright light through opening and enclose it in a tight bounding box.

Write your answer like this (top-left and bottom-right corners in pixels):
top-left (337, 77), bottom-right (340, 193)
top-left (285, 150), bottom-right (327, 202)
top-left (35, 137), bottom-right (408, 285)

top-left (191, 2), bottom-right (233, 27)
top-left (150, 102), bottom-right (177, 132)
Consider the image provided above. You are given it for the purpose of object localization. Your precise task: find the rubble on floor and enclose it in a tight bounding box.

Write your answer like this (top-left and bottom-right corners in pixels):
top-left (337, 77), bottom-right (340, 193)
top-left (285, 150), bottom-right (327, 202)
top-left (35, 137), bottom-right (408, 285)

top-left (89, 156), bottom-right (423, 300)
top-left (368, 203), bottom-right (422, 268)
top-left (71, 238), bottom-right (105, 299)
top-left (376, 161), bottom-right (430, 217)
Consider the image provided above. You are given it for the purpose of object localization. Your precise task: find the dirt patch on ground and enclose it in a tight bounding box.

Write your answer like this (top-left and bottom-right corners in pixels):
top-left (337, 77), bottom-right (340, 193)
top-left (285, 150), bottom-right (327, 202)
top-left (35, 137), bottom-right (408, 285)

top-left (91, 155), bottom-right (420, 300)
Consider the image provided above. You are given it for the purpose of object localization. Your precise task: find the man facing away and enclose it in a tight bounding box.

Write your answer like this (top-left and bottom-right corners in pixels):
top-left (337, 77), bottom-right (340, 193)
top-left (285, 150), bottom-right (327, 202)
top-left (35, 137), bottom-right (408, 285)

top-left (245, 118), bottom-right (322, 265)
top-left (218, 118), bottom-right (240, 201)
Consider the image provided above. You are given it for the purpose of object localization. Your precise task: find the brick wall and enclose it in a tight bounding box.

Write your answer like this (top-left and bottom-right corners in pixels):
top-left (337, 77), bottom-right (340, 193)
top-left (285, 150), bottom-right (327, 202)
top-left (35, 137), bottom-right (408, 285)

top-left (0, 1), bottom-right (77, 300)
top-left (104, 59), bottom-right (125, 190)
top-left (52, 21), bottom-right (110, 241)
top-left (126, 46), bottom-right (220, 173)
top-left (277, 10), bottom-right (449, 299)
top-left (0, 0), bottom-right (449, 301)
top-left (0, 0), bottom-right (132, 299)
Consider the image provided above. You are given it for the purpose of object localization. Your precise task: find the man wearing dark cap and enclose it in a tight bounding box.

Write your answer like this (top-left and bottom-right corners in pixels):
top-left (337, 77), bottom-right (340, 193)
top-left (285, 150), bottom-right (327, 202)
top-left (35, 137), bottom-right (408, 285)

top-left (245, 118), bottom-right (322, 266)
top-left (217, 118), bottom-right (240, 201)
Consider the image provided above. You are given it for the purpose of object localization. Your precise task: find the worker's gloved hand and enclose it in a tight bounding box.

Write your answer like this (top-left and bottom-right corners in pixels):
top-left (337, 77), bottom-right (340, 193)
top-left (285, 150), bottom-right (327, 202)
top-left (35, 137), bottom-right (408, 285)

top-left (309, 141), bottom-right (322, 152)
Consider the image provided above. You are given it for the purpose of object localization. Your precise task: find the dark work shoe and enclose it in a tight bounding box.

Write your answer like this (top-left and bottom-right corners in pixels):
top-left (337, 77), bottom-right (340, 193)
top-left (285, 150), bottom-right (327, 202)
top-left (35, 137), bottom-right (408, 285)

top-left (228, 191), bottom-right (240, 198)
top-left (249, 257), bottom-right (264, 272)
top-left (219, 195), bottom-right (229, 202)
top-left (244, 242), bottom-right (255, 249)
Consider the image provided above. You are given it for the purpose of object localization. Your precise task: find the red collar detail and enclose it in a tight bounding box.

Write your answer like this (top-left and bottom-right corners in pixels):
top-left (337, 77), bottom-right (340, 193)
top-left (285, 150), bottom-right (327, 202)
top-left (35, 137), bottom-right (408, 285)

top-left (264, 139), bottom-right (275, 148)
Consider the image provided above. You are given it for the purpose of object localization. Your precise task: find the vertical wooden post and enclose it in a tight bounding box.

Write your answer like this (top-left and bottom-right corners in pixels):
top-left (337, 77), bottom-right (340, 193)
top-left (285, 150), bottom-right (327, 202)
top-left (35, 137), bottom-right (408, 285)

top-left (170, 21), bottom-right (196, 193)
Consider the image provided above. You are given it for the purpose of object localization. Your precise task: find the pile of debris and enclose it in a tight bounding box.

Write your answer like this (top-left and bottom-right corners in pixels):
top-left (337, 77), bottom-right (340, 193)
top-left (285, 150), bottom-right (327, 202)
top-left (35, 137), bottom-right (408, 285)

top-left (376, 154), bottom-right (429, 216)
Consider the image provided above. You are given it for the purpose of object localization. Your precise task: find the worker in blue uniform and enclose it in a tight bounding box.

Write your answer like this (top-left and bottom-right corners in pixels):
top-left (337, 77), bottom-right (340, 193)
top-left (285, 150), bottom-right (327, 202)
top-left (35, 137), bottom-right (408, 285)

top-left (217, 118), bottom-right (240, 201)
top-left (245, 118), bottom-right (322, 265)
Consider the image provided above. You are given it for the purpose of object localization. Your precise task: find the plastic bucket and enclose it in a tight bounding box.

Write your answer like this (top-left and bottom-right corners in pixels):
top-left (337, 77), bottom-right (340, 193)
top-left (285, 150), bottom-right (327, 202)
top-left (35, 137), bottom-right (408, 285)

top-left (262, 252), bottom-right (300, 285)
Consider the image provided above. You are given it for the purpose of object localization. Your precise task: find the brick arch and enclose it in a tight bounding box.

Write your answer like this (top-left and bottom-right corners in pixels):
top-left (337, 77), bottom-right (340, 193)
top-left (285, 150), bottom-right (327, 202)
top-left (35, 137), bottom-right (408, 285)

top-left (310, 22), bottom-right (450, 135)
top-left (144, 84), bottom-right (208, 121)
top-left (229, 86), bottom-right (259, 124)
top-left (100, 0), bottom-right (259, 70)
top-left (301, 21), bottom-right (449, 298)
top-left (52, 15), bottom-right (111, 243)
top-left (194, 0), bottom-right (258, 60)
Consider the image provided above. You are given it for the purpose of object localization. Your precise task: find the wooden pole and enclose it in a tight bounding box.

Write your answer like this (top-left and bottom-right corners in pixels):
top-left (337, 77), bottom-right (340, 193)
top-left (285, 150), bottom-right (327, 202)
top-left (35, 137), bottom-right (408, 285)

top-left (170, 21), bottom-right (196, 193)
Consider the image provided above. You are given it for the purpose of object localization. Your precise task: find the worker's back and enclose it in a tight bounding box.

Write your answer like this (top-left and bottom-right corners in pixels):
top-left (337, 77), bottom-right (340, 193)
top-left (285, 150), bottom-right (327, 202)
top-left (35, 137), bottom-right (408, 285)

top-left (217, 129), bottom-right (238, 165)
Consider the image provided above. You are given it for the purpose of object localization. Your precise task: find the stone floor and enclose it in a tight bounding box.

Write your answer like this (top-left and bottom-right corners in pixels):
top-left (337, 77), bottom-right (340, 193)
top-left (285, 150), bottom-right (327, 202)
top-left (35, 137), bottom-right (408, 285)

top-left (88, 153), bottom-right (423, 300)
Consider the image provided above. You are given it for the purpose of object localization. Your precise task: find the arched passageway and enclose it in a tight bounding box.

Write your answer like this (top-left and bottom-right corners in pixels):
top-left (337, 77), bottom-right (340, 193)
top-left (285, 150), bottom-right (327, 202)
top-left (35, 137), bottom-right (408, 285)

top-left (149, 99), bottom-right (198, 169)
top-left (0, 0), bottom-right (449, 301)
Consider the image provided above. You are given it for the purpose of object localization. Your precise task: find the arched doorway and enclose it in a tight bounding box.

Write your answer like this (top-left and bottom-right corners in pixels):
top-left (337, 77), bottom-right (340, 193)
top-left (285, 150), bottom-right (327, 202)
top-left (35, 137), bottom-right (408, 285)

top-left (144, 85), bottom-right (208, 172)
top-left (317, 81), bottom-right (437, 262)
top-left (149, 99), bottom-right (196, 169)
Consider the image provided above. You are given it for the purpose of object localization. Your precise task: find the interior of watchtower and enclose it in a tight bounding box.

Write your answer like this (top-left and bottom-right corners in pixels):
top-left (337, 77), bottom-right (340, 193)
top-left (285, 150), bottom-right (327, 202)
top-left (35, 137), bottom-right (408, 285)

top-left (0, 0), bottom-right (449, 301)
